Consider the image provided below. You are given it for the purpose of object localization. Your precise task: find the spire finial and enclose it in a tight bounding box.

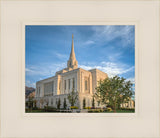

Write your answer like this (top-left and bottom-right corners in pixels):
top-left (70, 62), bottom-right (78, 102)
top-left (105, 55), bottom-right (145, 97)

top-left (67, 34), bottom-right (78, 69)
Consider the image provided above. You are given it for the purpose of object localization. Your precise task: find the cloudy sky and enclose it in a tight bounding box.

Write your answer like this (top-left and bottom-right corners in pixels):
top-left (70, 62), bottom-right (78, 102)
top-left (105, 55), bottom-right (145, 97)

top-left (25, 25), bottom-right (135, 88)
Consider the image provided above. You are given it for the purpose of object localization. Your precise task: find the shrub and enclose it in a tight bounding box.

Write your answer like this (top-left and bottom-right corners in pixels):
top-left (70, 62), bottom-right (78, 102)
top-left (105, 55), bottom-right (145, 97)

top-left (44, 106), bottom-right (57, 112)
top-left (83, 98), bottom-right (86, 109)
top-left (88, 109), bottom-right (104, 113)
top-left (95, 107), bottom-right (101, 109)
top-left (120, 108), bottom-right (135, 112)
top-left (107, 107), bottom-right (112, 112)
top-left (70, 106), bottom-right (78, 109)
top-left (84, 107), bottom-right (91, 109)
top-left (32, 107), bottom-right (39, 110)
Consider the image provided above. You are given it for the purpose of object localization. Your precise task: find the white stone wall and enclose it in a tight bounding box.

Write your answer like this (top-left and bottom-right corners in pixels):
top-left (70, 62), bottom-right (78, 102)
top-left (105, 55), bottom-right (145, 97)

top-left (61, 69), bottom-right (78, 94)
top-left (35, 68), bottom-right (112, 109)
top-left (89, 69), bottom-right (108, 94)
top-left (79, 68), bottom-right (92, 94)
top-left (36, 76), bottom-right (58, 97)
top-left (35, 94), bottom-right (79, 109)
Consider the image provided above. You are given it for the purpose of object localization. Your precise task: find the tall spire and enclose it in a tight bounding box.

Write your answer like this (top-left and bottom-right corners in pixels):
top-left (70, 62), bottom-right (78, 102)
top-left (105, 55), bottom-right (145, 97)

top-left (67, 34), bottom-right (78, 69)
top-left (70, 34), bottom-right (76, 59)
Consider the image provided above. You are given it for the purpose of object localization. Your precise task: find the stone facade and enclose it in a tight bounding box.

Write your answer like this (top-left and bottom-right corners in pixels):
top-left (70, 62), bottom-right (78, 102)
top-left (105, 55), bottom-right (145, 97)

top-left (35, 67), bottom-right (108, 109)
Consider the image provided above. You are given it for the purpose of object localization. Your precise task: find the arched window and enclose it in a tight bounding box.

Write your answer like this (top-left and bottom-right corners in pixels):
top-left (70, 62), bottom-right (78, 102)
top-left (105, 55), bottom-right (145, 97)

top-left (59, 81), bottom-right (61, 90)
top-left (85, 80), bottom-right (88, 90)
top-left (72, 78), bottom-right (75, 89)
top-left (68, 79), bottom-right (70, 90)
top-left (64, 80), bottom-right (66, 90)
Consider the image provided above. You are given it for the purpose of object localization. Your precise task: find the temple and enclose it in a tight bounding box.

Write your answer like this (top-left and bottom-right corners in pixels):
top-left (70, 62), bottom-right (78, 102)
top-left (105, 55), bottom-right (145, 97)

top-left (35, 35), bottom-right (134, 109)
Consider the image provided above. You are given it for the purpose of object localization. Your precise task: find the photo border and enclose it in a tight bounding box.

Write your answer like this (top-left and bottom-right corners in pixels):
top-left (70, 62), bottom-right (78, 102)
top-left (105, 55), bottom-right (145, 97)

top-left (22, 21), bottom-right (139, 117)
top-left (1, 0), bottom-right (159, 138)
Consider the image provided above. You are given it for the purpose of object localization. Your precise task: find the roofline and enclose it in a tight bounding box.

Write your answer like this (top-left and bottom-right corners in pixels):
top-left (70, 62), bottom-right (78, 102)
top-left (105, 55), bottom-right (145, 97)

top-left (36, 67), bottom-right (108, 84)
top-left (89, 68), bottom-right (108, 75)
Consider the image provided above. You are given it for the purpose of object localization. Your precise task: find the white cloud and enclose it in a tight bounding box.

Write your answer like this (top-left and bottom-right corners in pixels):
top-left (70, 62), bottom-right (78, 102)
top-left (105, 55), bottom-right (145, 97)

top-left (108, 52), bottom-right (123, 62)
top-left (26, 80), bottom-right (36, 88)
top-left (79, 61), bottom-right (134, 77)
top-left (26, 61), bottom-right (134, 90)
top-left (83, 40), bottom-right (95, 45)
top-left (127, 77), bottom-right (135, 84)
top-left (92, 25), bottom-right (135, 47)
top-left (55, 53), bottom-right (68, 60)
top-left (26, 62), bottom-right (66, 77)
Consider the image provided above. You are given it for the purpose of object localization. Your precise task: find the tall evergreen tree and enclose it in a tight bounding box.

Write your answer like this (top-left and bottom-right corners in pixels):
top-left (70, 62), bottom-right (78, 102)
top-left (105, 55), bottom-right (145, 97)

top-left (57, 98), bottom-right (61, 109)
top-left (83, 98), bottom-right (86, 109)
top-left (67, 89), bottom-right (78, 106)
top-left (92, 96), bottom-right (95, 108)
top-left (63, 98), bottom-right (67, 109)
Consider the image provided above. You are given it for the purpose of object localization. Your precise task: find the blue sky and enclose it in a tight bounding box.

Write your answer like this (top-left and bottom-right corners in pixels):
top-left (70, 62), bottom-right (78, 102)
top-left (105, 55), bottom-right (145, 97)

top-left (25, 25), bottom-right (135, 88)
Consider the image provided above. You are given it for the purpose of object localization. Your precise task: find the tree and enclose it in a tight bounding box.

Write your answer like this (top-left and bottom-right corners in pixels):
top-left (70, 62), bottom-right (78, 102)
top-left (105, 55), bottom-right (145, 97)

top-left (63, 98), bottom-right (67, 109)
top-left (40, 98), bottom-right (44, 109)
top-left (57, 98), bottom-right (61, 109)
top-left (33, 99), bottom-right (37, 108)
top-left (83, 98), bottom-right (86, 109)
top-left (94, 76), bottom-right (134, 112)
top-left (92, 96), bottom-right (95, 108)
top-left (44, 98), bottom-right (49, 107)
top-left (67, 89), bottom-right (78, 106)
top-left (27, 97), bottom-right (34, 111)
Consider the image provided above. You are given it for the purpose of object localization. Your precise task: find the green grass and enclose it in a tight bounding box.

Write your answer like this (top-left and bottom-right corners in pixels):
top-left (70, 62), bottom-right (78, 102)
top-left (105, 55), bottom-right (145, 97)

top-left (26, 109), bottom-right (135, 113)
top-left (103, 110), bottom-right (135, 113)
top-left (26, 109), bottom-right (46, 113)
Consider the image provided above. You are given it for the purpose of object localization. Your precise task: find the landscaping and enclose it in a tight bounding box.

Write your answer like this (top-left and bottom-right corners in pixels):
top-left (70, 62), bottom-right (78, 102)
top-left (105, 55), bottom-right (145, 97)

top-left (26, 107), bottom-right (135, 113)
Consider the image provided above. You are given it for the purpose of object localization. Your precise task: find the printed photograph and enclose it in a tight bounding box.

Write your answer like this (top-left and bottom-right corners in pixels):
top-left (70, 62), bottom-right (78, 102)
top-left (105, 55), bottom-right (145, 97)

top-left (25, 25), bottom-right (135, 113)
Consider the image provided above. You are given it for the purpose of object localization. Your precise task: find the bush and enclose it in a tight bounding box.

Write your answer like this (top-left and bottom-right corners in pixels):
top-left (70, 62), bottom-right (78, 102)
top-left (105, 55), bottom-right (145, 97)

top-left (88, 109), bottom-right (104, 113)
top-left (120, 108), bottom-right (135, 112)
top-left (32, 107), bottom-right (39, 110)
top-left (107, 107), bottom-right (112, 112)
top-left (70, 106), bottom-right (78, 109)
top-left (84, 107), bottom-right (91, 109)
top-left (44, 106), bottom-right (57, 112)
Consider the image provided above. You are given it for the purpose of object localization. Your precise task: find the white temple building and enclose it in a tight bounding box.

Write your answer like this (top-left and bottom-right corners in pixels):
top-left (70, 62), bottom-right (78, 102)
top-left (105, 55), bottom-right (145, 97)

top-left (35, 35), bottom-right (134, 109)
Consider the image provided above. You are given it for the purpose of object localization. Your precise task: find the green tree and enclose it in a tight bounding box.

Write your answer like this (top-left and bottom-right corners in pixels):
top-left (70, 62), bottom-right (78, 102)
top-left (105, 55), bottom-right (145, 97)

top-left (63, 98), bottom-right (67, 109)
top-left (33, 99), bottom-right (37, 108)
top-left (27, 97), bottom-right (34, 111)
top-left (57, 98), bottom-right (61, 109)
top-left (44, 99), bottom-right (49, 107)
top-left (83, 98), bottom-right (86, 109)
top-left (40, 98), bottom-right (44, 109)
top-left (67, 89), bottom-right (78, 106)
top-left (95, 76), bottom-right (134, 112)
top-left (92, 96), bottom-right (95, 108)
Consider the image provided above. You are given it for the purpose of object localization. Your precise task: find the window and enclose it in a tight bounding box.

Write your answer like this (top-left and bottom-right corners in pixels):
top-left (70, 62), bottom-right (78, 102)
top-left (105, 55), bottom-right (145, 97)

top-left (36, 87), bottom-right (38, 97)
top-left (68, 79), bottom-right (70, 90)
top-left (52, 81), bottom-right (54, 92)
top-left (44, 82), bottom-right (53, 96)
top-left (51, 98), bottom-right (53, 105)
top-left (73, 78), bottom-right (75, 89)
top-left (59, 81), bottom-right (61, 90)
top-left (39, 87), bottom-right (40, 96)
top-left (64, 80), bottom-right (66, 90)
top-left (85, 80), bottom-right (88, 90)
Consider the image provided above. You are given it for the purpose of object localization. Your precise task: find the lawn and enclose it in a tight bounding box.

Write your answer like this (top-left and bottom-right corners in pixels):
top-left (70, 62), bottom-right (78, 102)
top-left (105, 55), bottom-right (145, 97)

top-left (26, 109), bottom-right (135, 113)
top-left (26, 109), bottom-right (46, 113)
top-left (103, 110), bottom-right (135, 113)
